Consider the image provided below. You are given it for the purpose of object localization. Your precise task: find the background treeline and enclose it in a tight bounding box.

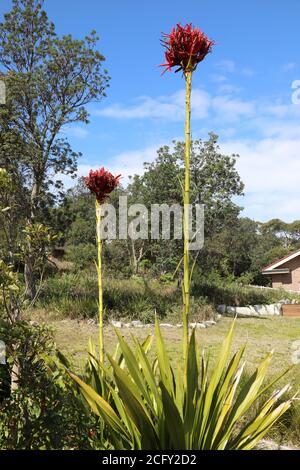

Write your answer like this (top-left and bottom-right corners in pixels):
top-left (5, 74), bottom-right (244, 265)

top-left (2, 131), bottom-right (300, 319)
top-left (50, 133), bottom-right (300, 287)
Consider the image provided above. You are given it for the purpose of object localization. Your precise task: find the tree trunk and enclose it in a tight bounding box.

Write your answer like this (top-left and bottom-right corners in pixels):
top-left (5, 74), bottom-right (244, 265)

top-left (11, 360), bottom-right (20, 392)
top-left (24, 255), bottom-right (36, 300)
top-left (24, 181), bottom-right (39, 301)
top-left (131, 239), bottom-right (139, 274)
top-left (130, 240), bottom-right (145, 275)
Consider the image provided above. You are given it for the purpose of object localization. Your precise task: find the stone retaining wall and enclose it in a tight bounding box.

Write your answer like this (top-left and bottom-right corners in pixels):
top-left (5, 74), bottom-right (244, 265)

top-left (110, 319), bottom-right (218, 329)
top-left (217, 303), bottom-right (282, 317)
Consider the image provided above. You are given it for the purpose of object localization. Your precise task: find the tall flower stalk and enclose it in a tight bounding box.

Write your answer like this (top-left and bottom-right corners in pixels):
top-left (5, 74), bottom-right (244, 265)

top-left (183, 69), bottom-right (192, 361)
top-left (95, 199), bottom-right (104, 362)
top-left (161, 23), bottom-right (214, 362)
top-left (84, 168), bottom-right (120, 362)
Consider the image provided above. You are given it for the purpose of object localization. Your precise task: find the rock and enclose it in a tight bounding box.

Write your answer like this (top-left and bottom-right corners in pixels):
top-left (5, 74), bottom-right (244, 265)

top-left (291, 339), bottom-right (300, 350)
top-left (235, 307), bottom-right (252, 316)
top-left (252, 305), bottom-right (262, 314)
top-left (131, 320), bottom-right (143, 327)
top-left (189, 322), bottom-right (206, 329)
top-left (224, 303), bottom-right (283, 317)
top-left (111, 320), bottom-right (122, 328)
top-left (216, 314), bottom-right (222, 320)
top-left (217, 304), bottom-right (227, 314)
top-left (205, 320), bottom-right (216, 326)
top-left (123, 323), bottom-right (131, 328)
top-left (263, 305), bottom-right (275, 315)
top-left (145, 323), bottom-right (154, 328)
top-left (160, 323), bottom-right (174, 328)
top-left (226, 306), bottom-right (236, 315)
top-left (176, 323), bottom-right (183, 328)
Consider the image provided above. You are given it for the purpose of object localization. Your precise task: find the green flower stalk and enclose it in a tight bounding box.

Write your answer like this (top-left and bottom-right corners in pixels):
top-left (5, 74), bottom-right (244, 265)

top-left (183, 69), bottom-right (192, 362)
top-left (84, 168), bottom-right (121, 362)
top-left (161, 23), bottom-right (214, 363)
top-left (95, 199), bottom-right (104, 362)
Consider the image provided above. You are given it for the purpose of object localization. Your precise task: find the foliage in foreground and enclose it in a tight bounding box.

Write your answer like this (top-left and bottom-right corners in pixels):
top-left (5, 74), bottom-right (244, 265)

top-left (70, 321), bottom-right (294, 450)
top-left (0, 321), bottom-right (96, 450)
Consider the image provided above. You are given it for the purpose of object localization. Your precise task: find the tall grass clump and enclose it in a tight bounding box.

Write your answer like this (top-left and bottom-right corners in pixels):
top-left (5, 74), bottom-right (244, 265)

top-left (38, 272), bottom-right (180, 320)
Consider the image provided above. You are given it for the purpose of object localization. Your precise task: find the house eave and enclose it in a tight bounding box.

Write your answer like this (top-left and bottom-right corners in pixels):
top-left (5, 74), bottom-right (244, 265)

top-left (262, 268), bottom-right (290, 275)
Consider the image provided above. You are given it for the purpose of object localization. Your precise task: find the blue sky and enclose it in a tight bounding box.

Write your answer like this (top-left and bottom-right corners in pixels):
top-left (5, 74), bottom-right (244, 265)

top-left (1, 0), bottom-right (300, 221)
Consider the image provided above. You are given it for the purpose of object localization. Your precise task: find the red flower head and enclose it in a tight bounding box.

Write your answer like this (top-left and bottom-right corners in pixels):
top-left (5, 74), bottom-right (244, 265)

top-left (84, 167), bottom-right (121, 203)
top-left (161, 23), bottom-right (214, 74)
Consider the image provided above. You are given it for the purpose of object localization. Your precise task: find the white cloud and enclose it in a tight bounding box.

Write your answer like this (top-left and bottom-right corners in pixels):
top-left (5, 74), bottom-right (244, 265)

top-left (215, 60), bottom-right (254, 77)
top-left (94, 89), bottom-right (211, 121)
top-left (63, 126), bottom-right (89, 139)
top-left (216, 59), bottom-right (235, 73)
top-left (240, 67), bottom-right (255, 77)
top-left (210, 74), bottom-right (228, 83)
top-left (259, 120), bottom-right (300, 139)
top-left (94, 88), bottom-right (255, 123)
top-left (105, 146), bottom-right (158, 183)
top-left (59, 146), bottom-right (159, 190)
top-left (264, 101), bottom-right (300, 118)
top-left (283, 62), bottom-right (296, 71)
top-left (58, 130), bottom-right (300, 222)
top-left (62, 73), bottom-right (300, 222)
top-left (220, 137), bottom-right (300, 221)
top-left (212, 95), bottom-right (255, 121)
top-left (217, 83), bottom-right (242, 94)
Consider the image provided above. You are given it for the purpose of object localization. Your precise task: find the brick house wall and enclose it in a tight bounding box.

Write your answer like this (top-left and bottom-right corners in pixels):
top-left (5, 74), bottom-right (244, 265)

top-left (271, 256), bottom-right (300, 291)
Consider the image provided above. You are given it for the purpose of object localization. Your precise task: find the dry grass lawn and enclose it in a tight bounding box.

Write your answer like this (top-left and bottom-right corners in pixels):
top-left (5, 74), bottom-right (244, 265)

top-left (49, 316), bottom-right (300, 381)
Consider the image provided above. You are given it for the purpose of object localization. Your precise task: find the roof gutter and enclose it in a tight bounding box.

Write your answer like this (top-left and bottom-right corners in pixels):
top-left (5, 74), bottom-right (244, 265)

top-left (262, 268), bottom-right (290, 275)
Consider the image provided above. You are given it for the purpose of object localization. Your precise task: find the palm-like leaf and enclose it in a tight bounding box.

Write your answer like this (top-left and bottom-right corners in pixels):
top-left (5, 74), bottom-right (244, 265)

top-left (69, 321), bottom-right (294, 450)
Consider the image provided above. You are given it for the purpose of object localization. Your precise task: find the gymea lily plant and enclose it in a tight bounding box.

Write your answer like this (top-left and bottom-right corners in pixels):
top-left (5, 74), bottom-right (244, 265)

top-left (161, 24), bottom-right (214, 363)
top-left (84, 168), bottom-right (120, 362)
top-left (70, 320), bottom-right (294, 450)
top-left (69, 26), bottom-right (294, 451)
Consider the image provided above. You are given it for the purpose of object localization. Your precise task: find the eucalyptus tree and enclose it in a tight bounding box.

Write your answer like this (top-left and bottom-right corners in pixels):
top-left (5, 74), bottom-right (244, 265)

top-left (0, 0), bottom-right (109, 298)
top-left (127, 133), bottom-right (244, 274)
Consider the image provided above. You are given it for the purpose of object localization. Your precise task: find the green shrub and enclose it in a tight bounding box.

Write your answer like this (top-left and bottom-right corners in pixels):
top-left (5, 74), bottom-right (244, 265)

top-left (65, 243), bottom-right (96, 270)
top-left (192, 273), bottom-right (300, 306)
top-left (159, 273), bottom-right (174, 284)
top-left (168, 296), bottom-right (215, 324)
top-left (0, 321), bottom-right (97, 449)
